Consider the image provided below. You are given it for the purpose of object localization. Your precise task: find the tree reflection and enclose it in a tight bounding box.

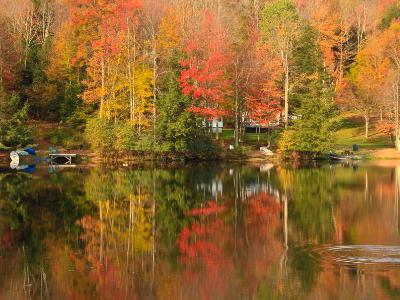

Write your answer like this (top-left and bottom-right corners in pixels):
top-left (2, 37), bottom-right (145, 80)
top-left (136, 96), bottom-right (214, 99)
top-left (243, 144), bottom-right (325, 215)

top-left (177, 192), bottom-right (283, 299)
top-left (0, 163), bottom-right (400, 299)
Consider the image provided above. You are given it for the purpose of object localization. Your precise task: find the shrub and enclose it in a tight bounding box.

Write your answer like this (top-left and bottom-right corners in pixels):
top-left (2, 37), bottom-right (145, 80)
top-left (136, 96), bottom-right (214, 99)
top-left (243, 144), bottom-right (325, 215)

top-left (187, 132), bottom-right (219, 158)
top-left (135, 132), bottom-right (154, 152)
top-left (84, 118), bottom-right (115, 152)
top-left (48, 128), bottom-right (64, 145)
top-left (63, 134), bottom-right (86, 150)
top-left (114, 122), bottom-right (137, 151)
top-left (85, 118), bottom-right (140, 152)
top-left (84, 116), bottom-right (219, 158)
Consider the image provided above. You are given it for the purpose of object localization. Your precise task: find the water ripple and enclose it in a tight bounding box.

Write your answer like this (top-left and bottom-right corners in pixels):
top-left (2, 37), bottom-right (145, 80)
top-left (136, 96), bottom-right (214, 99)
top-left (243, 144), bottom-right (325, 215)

top-left (297, 244), bottom-right (400, 270)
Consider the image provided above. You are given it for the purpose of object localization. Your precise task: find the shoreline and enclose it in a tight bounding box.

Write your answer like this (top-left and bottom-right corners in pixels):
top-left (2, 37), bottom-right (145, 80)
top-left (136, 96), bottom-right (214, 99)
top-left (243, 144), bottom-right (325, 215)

top-left (0, 149), bottom-right (273, 165)
top-left (1, 147), bottom-right (400, 166)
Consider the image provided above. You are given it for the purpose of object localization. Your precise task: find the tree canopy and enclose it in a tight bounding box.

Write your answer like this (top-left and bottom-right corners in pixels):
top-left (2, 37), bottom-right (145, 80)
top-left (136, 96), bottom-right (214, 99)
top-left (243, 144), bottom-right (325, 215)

top-left (0, 0), bottom-right (399, 155)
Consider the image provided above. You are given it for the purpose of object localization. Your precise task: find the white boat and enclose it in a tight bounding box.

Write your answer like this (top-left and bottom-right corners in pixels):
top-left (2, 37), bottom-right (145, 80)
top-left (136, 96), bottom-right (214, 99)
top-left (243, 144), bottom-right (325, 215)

top-left (10, 151), bottom-right (20, 164)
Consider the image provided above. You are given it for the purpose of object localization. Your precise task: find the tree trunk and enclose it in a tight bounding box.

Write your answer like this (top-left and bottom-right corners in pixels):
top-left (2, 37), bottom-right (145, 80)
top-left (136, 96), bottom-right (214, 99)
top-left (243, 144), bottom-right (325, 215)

top-left (152, 40), bottom-right (157, 148)
top-left (216, 119), bottom-right (219, 140)
top-left (364, 113), bottom-right (369, 139)
top-left (234, 80), bottom-right (239, 148)
top-left (253, 0), bottom-right (260, 28)
top-left (100, 56), bottom-right (105, 118)
top-left (127, 19), bottom-right (137, 125)
top-left (0, 38), bottom-right (3, 87)
top-left (284, 54), bottom-right (289, 129)
top-left (395, 77), bottom-right (400, 152)
top-left (24, 45), bottom-right (29, 68)
top-left (127, 17), bottom-right (134, 123)
top-left (356, 5), bottom-right (366, 54)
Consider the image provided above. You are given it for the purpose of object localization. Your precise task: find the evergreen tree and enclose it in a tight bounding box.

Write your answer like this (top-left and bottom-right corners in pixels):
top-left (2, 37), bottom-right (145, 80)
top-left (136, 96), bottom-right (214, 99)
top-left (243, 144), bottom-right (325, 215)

top-left (0, 91), bottom-right (33, 149)
top-left (157, 54), bottom-right (215, 156)
top-left (278, 24), bottom-right (338, 154)
top-left (381, 3), bottom-right (400, 30)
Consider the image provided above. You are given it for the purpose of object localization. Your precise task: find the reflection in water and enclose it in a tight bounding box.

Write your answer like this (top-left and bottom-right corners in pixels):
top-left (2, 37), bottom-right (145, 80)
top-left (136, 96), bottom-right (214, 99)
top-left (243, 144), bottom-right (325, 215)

top-left (326, 245), bottom-right (400, 267)
top-left (298, 244), bottom-right (400, 269)
top-left (0, 163), bottom-right (399, 299)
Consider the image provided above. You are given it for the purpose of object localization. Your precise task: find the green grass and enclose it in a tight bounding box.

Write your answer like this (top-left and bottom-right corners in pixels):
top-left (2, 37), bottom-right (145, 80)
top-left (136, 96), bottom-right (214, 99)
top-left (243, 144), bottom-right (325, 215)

top-left (220, 129), bottom-right (273, 146)
top-left (220, 129), bottom-right (234, 141)
top-left (334, 120), bottom-right (392, 151)
top-left (221, 117), bottom-right (393, 153)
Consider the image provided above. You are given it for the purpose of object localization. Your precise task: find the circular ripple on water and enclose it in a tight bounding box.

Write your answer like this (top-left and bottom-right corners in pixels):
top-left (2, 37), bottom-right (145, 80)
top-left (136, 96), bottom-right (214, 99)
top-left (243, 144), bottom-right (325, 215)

top-left (298, 244), bottom-right (400, 270)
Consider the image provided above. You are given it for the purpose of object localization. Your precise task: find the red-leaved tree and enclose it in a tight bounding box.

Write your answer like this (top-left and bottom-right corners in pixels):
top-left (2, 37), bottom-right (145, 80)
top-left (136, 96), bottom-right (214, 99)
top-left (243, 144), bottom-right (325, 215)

top-left (179, 11), bottom-right (233, 122)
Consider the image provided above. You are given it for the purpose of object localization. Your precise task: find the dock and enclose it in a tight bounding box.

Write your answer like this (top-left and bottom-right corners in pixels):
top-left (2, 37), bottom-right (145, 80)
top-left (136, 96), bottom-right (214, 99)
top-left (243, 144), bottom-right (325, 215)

top-left (49, 153), bottom-right (77, 165)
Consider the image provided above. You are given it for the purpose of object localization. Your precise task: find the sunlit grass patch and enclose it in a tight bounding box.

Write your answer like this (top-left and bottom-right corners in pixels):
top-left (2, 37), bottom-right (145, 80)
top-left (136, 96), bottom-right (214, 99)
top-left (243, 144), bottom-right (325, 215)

top-left (334, 120), bottom-right (393, 150)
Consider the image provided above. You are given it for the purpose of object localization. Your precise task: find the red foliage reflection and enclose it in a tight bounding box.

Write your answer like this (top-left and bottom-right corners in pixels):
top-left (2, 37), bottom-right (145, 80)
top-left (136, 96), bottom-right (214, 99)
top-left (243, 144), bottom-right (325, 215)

top-left (178, 194), bottom-right (283, 299)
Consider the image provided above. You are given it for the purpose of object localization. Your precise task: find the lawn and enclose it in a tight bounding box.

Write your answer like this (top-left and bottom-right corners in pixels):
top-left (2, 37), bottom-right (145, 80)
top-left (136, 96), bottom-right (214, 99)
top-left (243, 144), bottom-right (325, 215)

top-left (220, 129), bottom-right (273, 146)
top-left (221, 116), bottom-right (393, 153)
top-left (334, 117), bottom-right (393, 151)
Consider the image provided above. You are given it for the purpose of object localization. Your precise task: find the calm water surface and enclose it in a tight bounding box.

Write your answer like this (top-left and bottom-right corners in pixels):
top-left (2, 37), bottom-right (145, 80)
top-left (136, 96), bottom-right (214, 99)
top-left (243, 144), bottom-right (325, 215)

top-left (0, 162), bottom-right (400, 299)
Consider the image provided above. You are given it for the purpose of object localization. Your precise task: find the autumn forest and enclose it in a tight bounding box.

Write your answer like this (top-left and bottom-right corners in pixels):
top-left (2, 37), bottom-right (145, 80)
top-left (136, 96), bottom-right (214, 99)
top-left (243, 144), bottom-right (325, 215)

top-left (2, 2), bottom-right (400, 298)
top-left (0, 0), bottom-right (400, 157)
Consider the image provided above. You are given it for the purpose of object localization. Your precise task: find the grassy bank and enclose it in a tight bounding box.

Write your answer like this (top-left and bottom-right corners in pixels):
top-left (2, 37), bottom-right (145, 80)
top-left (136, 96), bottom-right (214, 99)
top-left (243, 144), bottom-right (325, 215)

top-left (334, 116), bottom-right (400, 159)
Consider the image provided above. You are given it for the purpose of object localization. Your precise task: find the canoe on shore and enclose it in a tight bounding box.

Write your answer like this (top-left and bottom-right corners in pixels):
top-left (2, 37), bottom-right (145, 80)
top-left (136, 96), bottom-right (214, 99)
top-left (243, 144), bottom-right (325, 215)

top-left (329, 153), bottom-right (363, 161)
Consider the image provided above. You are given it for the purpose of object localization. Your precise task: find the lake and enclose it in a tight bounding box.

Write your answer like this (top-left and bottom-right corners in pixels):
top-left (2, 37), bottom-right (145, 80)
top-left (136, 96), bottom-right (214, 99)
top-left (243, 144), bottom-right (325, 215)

top-left (0, 162), bottom-right (399, 299)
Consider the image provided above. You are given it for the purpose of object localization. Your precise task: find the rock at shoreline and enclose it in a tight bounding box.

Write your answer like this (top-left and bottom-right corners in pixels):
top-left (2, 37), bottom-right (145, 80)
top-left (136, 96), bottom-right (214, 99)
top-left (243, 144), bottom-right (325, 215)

top-left (260, 147), bottom-right (274, 156)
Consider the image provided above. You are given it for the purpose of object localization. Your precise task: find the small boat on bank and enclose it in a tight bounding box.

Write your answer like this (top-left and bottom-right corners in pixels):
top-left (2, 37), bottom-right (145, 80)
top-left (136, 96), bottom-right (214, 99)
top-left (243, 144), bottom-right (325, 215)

top-left (10, 148), bottom-right (36, 164)
top-left (329, 152), bottom-right (363, 161)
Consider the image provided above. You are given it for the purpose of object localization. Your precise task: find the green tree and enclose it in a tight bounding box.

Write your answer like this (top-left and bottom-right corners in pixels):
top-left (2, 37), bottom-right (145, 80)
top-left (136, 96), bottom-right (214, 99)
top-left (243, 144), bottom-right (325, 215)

top-left (381, 3), bottom-right (400, 30)
top-left (0, 92), bottom-right (33, 149)
top-left (278, 25), bottom-right (337, 154)
top-left (157, 54), bottom-right (216, 156)
top-left (84, 118), bottom-right (116, 152)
